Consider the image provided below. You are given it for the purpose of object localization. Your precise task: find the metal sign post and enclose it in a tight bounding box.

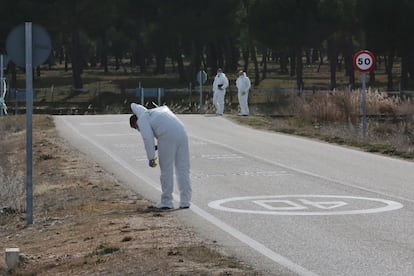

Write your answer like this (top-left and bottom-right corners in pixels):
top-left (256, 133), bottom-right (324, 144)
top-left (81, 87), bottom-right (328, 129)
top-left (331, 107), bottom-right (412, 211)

top-left (196, 70), bottom-right (207, 113)
top-left (6, 22), bottom-right (52, 224)
top-left (25, 23), bottom-right (34, 225)
top-left (361, 72), bottom-right (367, 136)
top-left (0, 55), bottom-right (8, 116)
top-left (353, 50), bottom-right (376, 138)
top-left (0, 55), bottom-right (4, 116)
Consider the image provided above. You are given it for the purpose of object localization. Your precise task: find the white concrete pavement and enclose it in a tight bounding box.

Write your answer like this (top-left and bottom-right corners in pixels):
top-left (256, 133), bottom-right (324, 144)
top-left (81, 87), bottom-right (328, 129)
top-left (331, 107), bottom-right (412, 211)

top-left (55, 114), bottom-right (414, 276)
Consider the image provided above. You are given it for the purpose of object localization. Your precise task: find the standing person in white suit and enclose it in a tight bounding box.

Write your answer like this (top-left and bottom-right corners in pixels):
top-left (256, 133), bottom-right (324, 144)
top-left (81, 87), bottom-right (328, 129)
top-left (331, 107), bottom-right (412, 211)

top-left (212, 68), bottom-right (229, 116)
top-left (236, 70), bottom-right (251, 116)
top-left (129, 103), bottom-right (192, 210)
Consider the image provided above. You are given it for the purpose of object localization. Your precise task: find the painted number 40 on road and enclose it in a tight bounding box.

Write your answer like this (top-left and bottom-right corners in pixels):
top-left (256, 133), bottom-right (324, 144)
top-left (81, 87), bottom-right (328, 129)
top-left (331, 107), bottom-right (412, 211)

top-left (209, 195), bottom-right (402, 216)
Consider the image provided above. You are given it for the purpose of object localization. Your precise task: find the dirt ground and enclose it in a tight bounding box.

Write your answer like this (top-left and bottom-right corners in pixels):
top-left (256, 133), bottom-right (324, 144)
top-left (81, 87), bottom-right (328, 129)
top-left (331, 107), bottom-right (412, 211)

top-left (0, 116), bottom-right (260, 275)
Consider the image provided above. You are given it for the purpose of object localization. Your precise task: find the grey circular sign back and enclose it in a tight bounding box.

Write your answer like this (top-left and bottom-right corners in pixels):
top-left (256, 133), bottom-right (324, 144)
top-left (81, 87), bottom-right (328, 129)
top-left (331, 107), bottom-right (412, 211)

top-left (6, 23), bottom-right (52, 67)
top-left (196, 70), bottom-right (207, 84)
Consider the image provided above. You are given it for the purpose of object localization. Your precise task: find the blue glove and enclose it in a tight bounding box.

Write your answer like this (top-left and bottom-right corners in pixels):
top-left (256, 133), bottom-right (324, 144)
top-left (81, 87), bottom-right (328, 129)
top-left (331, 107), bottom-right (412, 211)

top-left (149, 157), bottom-right (158, 168)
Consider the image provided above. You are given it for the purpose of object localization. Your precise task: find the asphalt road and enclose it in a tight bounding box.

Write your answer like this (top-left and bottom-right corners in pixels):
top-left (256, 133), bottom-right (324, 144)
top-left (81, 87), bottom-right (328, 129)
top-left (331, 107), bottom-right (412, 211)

top-left (55, 114), bottom-right (414, 276)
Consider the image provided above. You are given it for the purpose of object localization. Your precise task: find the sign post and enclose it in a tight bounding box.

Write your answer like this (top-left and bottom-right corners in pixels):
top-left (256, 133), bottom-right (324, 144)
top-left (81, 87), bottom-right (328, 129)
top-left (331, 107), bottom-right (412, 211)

top-left (353, 50), bottom-right (375, 138)
top-left (196, 70), bottom-right (207, 113)
top-left (0, 55), bottom-right (6, 116)
top-left (25, 23), bottom-right (34, 224)
top-left (6, 22), bottom-right (52, 224)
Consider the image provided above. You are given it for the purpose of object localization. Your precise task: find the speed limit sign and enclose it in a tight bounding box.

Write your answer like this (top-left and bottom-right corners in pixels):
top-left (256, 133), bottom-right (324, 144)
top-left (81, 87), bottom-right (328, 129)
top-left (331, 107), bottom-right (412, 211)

top-left (353, 50), bottom-right (375, 73)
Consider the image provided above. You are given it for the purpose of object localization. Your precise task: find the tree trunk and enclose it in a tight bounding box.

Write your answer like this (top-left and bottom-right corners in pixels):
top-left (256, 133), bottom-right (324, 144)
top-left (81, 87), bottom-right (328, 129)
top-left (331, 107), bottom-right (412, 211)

top-left (242, 47), bottom-right (249, 72)
top-left (327, 37), bottom-right (337, 90)
top-left (175, 46), bottom-right (186, 83)
top-left (262, 48), bottom-right (268, 80)
top-left (189, 40), bottom-right (202, 83)
top-left (206, 43), bottom-right (218, 74)
top-left (224, 37), bottom-right (239, 72)
top-left (101, 33), bottom-right (108, 73)
top-left (400, 55), bottom-right (408, 90)
top-left (289, 48), bottom-right (296, 77)
top-left (279, 52), bottom-right (289, 74)
top-left (59, 46), bottom-right (64, 65)
top-left (384, 53), bottom-right (394, 90)
top-left (408, 51), bottom-right (414, 80)
top-left (155, 53), bottom-right (166, 74)
top-left (295, 47), bottom-right (304, 93)
top-left (251, 46), bottom-right (260, 86)
top-left (71, 29), bottom-right (83, 89)
top-left (136, 34), bottom-right (147, 73)
top-left (305, 48), bottom-right (311, 65)
top-left (65, 48), bottom-right (69, 72)
top-left (10, 63), bottom-right (17, 90)
top-left (343, 35), bottom-right (355, 89)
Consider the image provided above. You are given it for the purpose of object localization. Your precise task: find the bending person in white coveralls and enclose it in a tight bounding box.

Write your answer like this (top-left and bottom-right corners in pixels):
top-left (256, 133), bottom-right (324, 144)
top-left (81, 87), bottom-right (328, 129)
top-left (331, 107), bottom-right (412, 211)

top-left (130, 103), bottom-right (192, 210)
top-left (236, 70), bottom-right (251, 116)
top-left (212, 68), bottom-right (229, 115)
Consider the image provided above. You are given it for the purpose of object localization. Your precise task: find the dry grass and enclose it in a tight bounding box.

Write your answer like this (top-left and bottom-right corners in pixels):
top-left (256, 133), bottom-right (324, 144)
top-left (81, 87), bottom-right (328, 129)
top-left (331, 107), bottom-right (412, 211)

top-left (0, 116), bottom-right (55, 213)
top-left (230, 88), bottom-right (414, 159)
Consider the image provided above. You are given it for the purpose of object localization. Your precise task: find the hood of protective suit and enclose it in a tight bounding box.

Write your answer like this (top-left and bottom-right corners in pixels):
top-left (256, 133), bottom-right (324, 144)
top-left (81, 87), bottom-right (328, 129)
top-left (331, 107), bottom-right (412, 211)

top-left (131, 103), bottom-right (148, 118)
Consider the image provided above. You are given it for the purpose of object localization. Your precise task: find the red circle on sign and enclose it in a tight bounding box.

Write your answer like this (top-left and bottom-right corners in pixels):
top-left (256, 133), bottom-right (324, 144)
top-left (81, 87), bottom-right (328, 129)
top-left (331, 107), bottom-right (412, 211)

top-left (353, 50), bottom-right (375, 73)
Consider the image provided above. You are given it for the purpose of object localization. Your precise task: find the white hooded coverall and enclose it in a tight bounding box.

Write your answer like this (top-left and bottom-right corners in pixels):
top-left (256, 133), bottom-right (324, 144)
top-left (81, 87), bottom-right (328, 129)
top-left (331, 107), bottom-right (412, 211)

top-left (212, 72), bottom-right (229, 115)
top-left (131, 103), bottom-right (192, 208)
top-left (236, 72), bottom-right (251, 115)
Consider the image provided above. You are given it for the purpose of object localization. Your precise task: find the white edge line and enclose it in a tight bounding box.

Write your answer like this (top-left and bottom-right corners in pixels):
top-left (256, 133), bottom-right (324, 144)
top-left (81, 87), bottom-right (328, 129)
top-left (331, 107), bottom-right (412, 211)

top-left (58, 117), bottom-right (318, 276)
top-left (190, 204), bottom-right (319, 276)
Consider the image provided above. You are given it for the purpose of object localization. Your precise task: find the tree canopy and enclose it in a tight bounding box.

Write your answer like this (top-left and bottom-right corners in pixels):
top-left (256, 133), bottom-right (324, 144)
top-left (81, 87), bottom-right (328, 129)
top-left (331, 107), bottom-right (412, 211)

top-left (1, 0), bottom-right (414, 90)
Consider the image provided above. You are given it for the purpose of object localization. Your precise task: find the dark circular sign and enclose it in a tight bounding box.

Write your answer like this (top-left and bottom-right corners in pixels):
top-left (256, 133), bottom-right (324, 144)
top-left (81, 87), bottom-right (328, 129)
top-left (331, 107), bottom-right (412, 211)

top-left (6, 23), bottom-right (52, 67)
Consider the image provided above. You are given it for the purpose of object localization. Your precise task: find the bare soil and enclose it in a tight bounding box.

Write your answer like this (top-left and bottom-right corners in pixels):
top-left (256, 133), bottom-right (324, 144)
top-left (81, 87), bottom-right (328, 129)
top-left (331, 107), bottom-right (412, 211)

top-left (0, 115), bottom-right (259, 275)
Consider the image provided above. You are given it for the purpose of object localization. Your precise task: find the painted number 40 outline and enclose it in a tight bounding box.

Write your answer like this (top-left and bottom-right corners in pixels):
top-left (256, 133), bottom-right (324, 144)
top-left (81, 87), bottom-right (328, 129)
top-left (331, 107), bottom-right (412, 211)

top-left (208, 195), bottom-right (403, 216)
top-left (253, 199), bottom-right (347, 211)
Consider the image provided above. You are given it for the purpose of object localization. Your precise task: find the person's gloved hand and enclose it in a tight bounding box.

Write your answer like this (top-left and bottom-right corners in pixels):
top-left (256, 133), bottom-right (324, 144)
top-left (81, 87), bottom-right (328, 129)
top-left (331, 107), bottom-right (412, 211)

top-left (218, 84), bottom-right (223, 90)
top-left (241, 91), bottom-right (246, 96)
top-left (149, 157), bottom-right (158, 168)
top-left (155, 145), bottom-right (158, 151)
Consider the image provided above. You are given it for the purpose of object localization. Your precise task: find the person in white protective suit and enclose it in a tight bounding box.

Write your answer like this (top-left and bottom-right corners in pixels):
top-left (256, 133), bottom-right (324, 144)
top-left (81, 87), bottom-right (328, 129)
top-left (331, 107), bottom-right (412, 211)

top-left (129, 103), bottom-right (192, 210)
top-left (212, 68), bottom-right (229, 115)
top-left (236, 70), bottom-right (251, 116)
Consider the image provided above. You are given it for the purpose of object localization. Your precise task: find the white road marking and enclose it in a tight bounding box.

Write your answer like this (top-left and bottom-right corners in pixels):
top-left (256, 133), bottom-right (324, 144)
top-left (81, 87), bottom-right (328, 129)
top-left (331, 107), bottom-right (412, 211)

top-left (95, 133), bottom-right (135, 137)
top-left (80, 122), bottom-right (125, 126)
top-left (299, 199), bottom-right (348, 210)
top-left (201, 153), bottom-right (243, 159)
top-left (113, 143), bottom-right (138, 148)
top-left (253, 200), bottom-right (308, 210)
top-left (191, 170), bottom-right (292, 179)
top-left (208, 195), bottom-right (403, 215)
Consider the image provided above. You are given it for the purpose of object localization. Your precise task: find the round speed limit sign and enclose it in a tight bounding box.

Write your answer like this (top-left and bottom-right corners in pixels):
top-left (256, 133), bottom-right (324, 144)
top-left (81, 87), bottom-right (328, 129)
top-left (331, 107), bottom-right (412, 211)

top-left (353, 50), bottom-right (375, 73)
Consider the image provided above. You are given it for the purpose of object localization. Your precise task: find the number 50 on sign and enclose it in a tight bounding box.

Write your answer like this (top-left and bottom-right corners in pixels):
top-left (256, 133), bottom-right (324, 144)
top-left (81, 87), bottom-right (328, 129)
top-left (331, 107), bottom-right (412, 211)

top-left (353, 50), bottom-right (375, 73)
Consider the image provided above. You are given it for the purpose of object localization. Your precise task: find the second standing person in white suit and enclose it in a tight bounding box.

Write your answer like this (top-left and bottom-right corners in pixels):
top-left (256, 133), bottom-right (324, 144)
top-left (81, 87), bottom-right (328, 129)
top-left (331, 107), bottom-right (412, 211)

top-left (212, 68), bottom-right (229, 116)
top-left (236, 70), bottom-right (251, 116)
